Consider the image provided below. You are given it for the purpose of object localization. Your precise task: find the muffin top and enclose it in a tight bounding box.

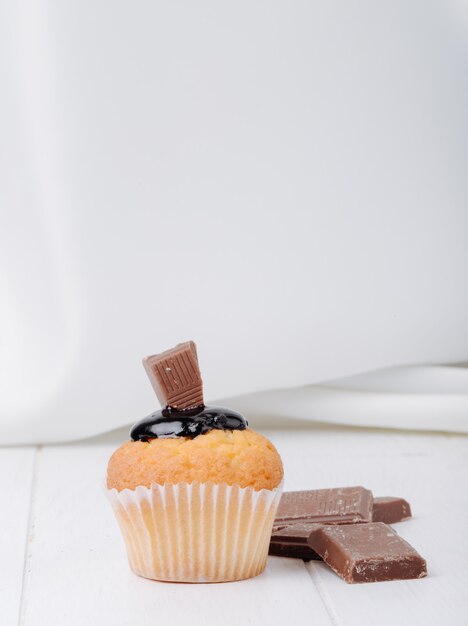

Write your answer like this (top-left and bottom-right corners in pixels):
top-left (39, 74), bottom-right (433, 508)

top-left (107, 427), bottom-right (283, 492)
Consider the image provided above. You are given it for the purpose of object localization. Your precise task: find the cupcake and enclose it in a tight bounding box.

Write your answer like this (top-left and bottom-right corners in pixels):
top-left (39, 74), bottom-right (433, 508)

top-left (106, 341), bottom-right (283, 583)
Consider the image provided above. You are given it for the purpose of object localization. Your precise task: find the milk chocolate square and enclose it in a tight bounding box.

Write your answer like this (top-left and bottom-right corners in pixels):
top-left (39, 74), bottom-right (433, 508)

top-left (372, 497), bottom-right (412, 524)
top-left (275, 487), bottom-right (373, 526)
top-left (308, 522), bottom-right (427, 583)
top-left (142, 341), bottom-right (204, 410)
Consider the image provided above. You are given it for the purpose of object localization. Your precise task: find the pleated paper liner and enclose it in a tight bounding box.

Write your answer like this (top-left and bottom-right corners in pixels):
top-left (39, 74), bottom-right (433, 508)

top-left (107, 481), bottom-right (283, 583)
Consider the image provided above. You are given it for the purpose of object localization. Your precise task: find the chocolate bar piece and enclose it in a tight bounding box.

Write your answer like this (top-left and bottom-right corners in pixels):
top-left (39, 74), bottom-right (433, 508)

top-left (269, 523), bottom-right (321, 560)
top-left (142, 341), bottom-right (204, 410)
top-left (308, 522), bottom-right (427, 583)
top-left (373, 497), bottom-right (412, 524)
top-left (269, 487), bottom-right (373, 560)
top-left (275, 487), bottom-right (373, 526)
top-left (269, 542), bottom-right (318, 560)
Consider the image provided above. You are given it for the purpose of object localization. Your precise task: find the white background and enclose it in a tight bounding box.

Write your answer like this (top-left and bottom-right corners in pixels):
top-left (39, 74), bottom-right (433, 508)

top-left (1, 4), bottom-right (468, 624)
top-left (1, 0), bottom-right (467, 443)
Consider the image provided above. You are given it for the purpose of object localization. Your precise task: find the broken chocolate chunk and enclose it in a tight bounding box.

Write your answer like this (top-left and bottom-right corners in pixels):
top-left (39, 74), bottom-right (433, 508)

top-left (307, 522), bottom-right (427, 583)
top-left (269, 523), bottom-right (321, 560)
top-left (372, 497), bottom-right (412, 524)
top-left (269, 542), bottom-right (319, 560)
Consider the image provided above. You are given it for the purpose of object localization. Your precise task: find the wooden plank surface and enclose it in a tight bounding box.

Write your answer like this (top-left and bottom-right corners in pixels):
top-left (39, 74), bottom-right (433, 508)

top-left (268, 428), bottom-right (468, 626)
top-left (19, 444), bottom-right (332, 626)
top-left (3, 426), bottom-right (468, 625)
top-left (0, 447), bottom-right (36, 626)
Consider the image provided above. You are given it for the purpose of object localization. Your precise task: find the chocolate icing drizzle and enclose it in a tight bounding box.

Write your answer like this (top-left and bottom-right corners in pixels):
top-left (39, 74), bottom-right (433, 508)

top-left (130, 405), bottom-right (248, 441)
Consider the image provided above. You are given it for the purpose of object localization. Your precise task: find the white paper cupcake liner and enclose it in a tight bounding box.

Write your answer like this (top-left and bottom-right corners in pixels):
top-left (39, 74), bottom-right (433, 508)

top-left (107, 481), bottom-right (282, 583)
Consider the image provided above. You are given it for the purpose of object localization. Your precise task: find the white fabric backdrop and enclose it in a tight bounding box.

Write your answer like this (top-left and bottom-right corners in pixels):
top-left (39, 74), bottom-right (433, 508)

top-left (1, 0), bottom-right (467, 443)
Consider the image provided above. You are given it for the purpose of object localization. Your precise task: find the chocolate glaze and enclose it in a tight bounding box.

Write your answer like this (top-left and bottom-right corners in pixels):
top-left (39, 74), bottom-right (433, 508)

top-left (130, 405), bottom-right (248, 441)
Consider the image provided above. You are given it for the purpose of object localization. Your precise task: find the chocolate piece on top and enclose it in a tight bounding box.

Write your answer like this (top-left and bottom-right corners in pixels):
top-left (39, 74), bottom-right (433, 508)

top-left (142, 341), bottom-right (204, 410)
top-left (308, 522), bottom-right (427, 584)
top-left (372, 497), bottom-right (412, 524)
top-left (275, 487), bottom-right (373, 525)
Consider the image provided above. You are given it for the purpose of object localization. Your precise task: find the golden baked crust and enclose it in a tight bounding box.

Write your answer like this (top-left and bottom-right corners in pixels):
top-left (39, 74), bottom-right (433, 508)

top-left (107, 428), bottom-right (283, 492)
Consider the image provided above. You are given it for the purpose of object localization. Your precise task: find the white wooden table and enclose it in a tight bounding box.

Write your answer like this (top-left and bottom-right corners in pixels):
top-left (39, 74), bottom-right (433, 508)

top-left (3, 425), bottom-right (468, 626)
